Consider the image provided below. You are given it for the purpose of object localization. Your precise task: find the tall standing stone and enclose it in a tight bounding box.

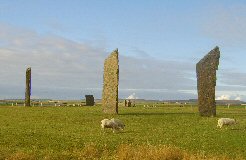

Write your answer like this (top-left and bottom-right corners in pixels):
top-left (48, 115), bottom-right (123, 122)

top-left (196, 46), bottom-right (220, 116)
top-left (25, 67), bottom-right (31, 107)
top-left (102, 49), bottom-right (119, 114)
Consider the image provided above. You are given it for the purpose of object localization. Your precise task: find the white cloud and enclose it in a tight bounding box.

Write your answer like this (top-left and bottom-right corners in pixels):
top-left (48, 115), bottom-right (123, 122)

top-left (0, 24), bottom-right (107, 99)
top-left (215, 94), bottom-right (244, 101)
top-left (126, 93), bottom-right (138, 99)
top-left (235, 96), bottom-right (241, 101)
top-left (1, 23), bottom-right (246, 100)
top-left (0, 24), bottom-right (199, 100)
top-left (216, 95), bottom-right (230, 100)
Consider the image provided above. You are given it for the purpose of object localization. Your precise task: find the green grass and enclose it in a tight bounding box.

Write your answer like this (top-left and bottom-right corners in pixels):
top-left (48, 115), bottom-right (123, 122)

top-left (0, 105), bottom-right (246, 159)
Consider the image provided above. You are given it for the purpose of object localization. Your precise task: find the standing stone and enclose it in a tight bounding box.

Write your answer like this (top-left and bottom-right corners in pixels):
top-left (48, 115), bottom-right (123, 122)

top-left (102, 49), bottom-right (119, 114)
top-left (124, 100), bottom-right (127, 107)
top-left (85, 95), bottom-right (95, 106)
top-left (127, 100), bottom-right (132, 107)
top-left (25, 67), bottom-right (31, 107)
top-left (196, 46), bottom-right (220, 116)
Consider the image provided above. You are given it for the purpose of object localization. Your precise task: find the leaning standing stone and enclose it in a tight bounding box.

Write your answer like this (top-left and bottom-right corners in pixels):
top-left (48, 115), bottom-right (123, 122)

top-left (196, 46), bottom-right (220, 116)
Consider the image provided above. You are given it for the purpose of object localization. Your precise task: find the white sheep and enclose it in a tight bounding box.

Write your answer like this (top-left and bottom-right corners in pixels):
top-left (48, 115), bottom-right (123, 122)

top-left (217, 118), bottom-right (236, 128)
top-left (101, 118), bottom-right (125, 133)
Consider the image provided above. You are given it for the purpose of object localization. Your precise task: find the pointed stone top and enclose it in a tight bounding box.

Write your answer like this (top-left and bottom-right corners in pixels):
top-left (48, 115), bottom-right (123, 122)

top-left (109, 48), bottom-right (119, 58)
top-left (210, 46), bottom-right (220, 56)
top-left (214, 46), bottom-right (219, 52)
top-left (197, 46), bottom-right (220, 67)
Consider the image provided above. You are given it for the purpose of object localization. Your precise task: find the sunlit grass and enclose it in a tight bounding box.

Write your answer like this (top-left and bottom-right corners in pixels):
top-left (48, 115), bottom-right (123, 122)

top-left (0, 105), bottom-right (245, 159)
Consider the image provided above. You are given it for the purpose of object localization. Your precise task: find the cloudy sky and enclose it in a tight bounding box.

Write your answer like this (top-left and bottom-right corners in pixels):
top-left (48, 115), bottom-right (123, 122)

top-left (1, 0), bottom-right (246, 100)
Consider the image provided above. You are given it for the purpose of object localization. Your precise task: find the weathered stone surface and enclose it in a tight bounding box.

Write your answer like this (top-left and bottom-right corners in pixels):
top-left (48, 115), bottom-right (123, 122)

top-left (85, 95), bottom-right (94, 106)
top-left (124, 100), bottom-right (127, 107)
top-left (25, 67), bottom-right (31, 107)
top-left (196, 46), bottom-right (220, 116)
top-left (127, 100), bottom-right (132, 107)
top-left (102, 49), bottom-right (119, 114)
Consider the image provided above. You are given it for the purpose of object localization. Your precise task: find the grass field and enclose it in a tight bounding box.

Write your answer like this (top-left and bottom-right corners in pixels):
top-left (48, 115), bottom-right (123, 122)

top-left (0, 104), bottom-right (246, 159)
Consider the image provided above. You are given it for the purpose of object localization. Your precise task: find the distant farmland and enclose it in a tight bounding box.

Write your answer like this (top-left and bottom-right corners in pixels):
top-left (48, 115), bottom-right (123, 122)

top-left (0, 104), bottom-right (245, 159)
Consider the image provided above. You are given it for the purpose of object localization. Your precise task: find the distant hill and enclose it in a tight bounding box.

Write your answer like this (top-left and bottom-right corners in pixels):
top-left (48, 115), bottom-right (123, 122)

top-left (119, 98), bottom-right (245, 105)
top-left (1, 98), bottom-right (244, 105)
top-left (188, 99), bottom-right (245, 105)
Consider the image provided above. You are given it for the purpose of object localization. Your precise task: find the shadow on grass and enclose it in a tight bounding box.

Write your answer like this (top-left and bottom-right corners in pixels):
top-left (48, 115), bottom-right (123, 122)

top-left (119, 112), bottom-right (196, 116)
top-left (218, 112), bottom-right (246, 115)
top-left (229, 127), bottom-right (246, 131)
top-left (100, 130), bottom-right (137, 134)
top-left (216, 126), bottom-right (245, 131)
top-left (230, 128), bottom-right (240, 130)
top-left (120, 130), bottom-right (138, 134)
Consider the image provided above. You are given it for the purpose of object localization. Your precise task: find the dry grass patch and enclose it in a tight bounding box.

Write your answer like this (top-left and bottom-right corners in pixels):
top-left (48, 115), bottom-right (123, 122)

top-left (114, 144), bottom-right (234, 160)
top-left (3, 144), bottom-right (245, 160)
top-left (5, 152), bottom-right (35, 160)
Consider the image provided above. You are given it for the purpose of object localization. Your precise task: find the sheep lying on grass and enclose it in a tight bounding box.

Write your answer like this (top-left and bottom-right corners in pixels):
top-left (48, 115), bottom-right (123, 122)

top-left (101, 118), bottom-right (125, 133)
top-left (217, 118), bottom-right (236, 128)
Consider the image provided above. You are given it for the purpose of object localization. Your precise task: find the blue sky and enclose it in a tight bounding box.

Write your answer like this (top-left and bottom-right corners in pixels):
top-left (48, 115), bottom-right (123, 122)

top-left (1, 0), bottom-right (246, 100)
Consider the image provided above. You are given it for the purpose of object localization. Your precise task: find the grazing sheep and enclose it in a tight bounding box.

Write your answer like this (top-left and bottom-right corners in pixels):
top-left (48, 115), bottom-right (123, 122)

top-left (101, 118), bottom-right (125, 132)
top-left (217, 118), bottom-right (236, 128)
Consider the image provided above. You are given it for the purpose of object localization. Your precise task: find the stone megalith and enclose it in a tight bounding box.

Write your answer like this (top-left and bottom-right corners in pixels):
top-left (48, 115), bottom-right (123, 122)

top-left (85, 95), bottom-right (95, 106)
top-left (127, 100), bottom-right (132, 107)
top-left (196, 46), bottom-right (220, 116)
top-left (124, 100), bottom-right (127, 107)
top-left (25, 67), bottom-right (31, 107)
top-left (102, 49), bottom-right (119, 114)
